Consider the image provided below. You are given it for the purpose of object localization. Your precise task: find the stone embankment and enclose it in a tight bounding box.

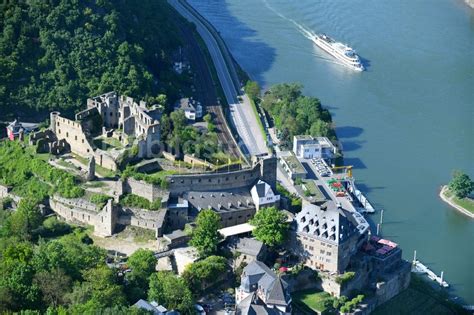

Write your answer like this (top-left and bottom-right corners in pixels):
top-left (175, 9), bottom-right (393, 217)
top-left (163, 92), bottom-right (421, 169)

top-left (439, 186), bottom-right (474, 218)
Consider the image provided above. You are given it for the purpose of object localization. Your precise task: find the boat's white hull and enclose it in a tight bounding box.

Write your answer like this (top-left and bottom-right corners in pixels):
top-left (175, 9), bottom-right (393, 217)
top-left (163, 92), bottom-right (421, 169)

top-left (312, 36), bottom-right (364, 71)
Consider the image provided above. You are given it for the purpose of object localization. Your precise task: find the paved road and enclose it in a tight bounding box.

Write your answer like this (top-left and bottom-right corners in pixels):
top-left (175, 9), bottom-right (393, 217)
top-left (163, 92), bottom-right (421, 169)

top-left (169, 0), bottom-right (268, 157)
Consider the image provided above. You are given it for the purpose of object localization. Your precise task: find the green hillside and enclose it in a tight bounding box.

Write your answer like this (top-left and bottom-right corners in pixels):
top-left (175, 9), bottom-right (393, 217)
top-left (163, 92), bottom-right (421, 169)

top-left (0, 0), bottom-right (182, 118)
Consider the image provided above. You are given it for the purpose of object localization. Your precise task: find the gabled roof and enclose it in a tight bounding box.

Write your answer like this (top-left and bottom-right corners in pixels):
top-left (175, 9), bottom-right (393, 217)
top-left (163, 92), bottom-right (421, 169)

top-left (240, 261), bottom-right (290, 307)
top-left (235, 237), bottom-right (264, 257)
top-left (237, 292), bottom-right (282, 315)
top-left (266, 277), bottom-right (291, 306)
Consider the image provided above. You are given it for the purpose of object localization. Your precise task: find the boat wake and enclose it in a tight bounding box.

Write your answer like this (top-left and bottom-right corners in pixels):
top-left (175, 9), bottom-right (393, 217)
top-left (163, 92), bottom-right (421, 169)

top-left (262, 0), bottom-right (315, 41)
top-left (261, 0), bottom-right (338, 64)
top-left (262, 0), bottom-right (363, 71)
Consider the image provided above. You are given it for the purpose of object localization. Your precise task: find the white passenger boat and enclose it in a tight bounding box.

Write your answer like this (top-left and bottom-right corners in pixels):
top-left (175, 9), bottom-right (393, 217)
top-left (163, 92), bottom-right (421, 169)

top-left (311, 33), bottom-right (364, 71)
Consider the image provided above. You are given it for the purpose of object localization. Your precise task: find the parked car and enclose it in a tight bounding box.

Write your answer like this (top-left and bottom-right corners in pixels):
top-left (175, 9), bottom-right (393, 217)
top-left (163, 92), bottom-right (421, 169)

top-left (194, 304), bottom-right (206, 315)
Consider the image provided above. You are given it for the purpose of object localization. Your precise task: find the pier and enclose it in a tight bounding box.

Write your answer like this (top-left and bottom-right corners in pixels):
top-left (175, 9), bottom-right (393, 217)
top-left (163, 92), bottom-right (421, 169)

top-left (348, 184), bottom-right (376, 213)
top-left (411, 251), bottom-right (449, 288)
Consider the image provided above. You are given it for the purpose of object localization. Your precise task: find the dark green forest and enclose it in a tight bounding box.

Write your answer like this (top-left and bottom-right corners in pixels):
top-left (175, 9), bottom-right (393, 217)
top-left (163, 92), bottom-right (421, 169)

top-left (0, 0), bottom-right (183, 118)
top-left (261, 83), bottom-right (337, 148)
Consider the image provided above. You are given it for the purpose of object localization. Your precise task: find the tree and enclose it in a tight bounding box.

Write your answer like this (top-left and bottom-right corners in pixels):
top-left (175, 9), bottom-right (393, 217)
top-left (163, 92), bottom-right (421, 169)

top-left (170, 110), bottom-right (187, 132)
top-left (203, 113), bottom-right (212, 124)
top-left (449, 171), bottom-right (474, 199)
top-left (182, 256), bottom-right (227, 294)
top-left (125, 249), bottom-right (157, 302)
top-left (244, 80), bottom-right (261, 100)
top-left (160, 114), bottom-right (171, 141)
top-left (33, 268), bottom-right (72, 307)
top-left (0, 242), bottom-right (40, 310)
top-left (148, 272), bottom-right (194, 313)
top-left (189, 209), bottom-right (222, 257)
top-left (250, 207), bottom-right (288, 247)
top-left (69, 265), bottom-right (126, 313)
top-left (5, 198), bottom-right (42, 240)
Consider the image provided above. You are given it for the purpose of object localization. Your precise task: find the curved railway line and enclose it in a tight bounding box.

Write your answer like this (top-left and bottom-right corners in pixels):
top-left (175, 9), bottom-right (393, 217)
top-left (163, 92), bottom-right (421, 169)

top-left (174, 14), bottom-right (242, 161)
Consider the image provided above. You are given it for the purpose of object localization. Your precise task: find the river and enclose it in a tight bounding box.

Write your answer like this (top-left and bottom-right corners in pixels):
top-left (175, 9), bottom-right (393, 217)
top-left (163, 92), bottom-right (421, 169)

top-left (187, 0), bottom-right (474, 303)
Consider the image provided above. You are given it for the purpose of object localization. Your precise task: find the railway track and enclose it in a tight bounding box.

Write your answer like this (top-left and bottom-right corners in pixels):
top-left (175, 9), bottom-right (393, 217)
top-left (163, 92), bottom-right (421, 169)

top-left (174, 15), bottom-right (241, 160)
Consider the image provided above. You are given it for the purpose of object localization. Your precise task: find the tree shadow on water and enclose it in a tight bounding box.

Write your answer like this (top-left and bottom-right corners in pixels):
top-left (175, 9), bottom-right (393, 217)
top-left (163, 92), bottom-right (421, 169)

top-left (188, 0), bottom-right (276, 85)
top-left (336, 126), bottom-right (364, 138)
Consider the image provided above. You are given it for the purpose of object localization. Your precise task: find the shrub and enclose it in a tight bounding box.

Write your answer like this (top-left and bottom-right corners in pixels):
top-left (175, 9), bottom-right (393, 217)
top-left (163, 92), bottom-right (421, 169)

top-left (335, 271), bottom-right (356, 285)
top-left (119, 194), bottom-right (161, 211)
top-left (90, 194), bottom-right (112, 209)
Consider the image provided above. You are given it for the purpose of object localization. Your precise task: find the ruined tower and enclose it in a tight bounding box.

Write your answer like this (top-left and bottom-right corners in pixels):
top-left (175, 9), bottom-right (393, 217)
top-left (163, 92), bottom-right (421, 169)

top-left (87, 156), bottom-right (96, 181)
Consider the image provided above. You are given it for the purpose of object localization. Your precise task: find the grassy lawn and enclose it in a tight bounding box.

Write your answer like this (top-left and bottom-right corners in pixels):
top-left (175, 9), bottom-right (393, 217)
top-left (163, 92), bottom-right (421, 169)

top-left (443, 188), bottom-right (474, 214)
top-left (116, 226), bottom-right (156, 243)
top-left (373, 275), bottom-right (469, 315)
top-left (248, 97), bottom-right (267, 145)
top-left (292, 289), bottom-right (334, 313)
top-left (73, 153), bottom-right (116, 178)
top-left (453, 197), bottom-right (474, 214)
top-left (93, 137), bottom-right (123, 151)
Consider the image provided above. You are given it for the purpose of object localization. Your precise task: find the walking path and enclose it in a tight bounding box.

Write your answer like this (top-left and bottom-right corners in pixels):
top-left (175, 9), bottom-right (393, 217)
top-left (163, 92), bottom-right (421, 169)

top-left (439, 186), bottom-right (474, 218)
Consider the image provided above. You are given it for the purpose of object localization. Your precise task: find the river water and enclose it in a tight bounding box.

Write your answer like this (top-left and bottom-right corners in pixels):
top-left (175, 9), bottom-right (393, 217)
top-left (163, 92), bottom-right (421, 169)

top-left (188, 0), bottom-right (474, 303)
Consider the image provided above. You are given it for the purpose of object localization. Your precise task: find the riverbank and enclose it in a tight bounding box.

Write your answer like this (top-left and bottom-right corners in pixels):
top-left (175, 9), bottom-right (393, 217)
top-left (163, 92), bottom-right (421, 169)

top-left (439, 186), bottom-right (474, 218)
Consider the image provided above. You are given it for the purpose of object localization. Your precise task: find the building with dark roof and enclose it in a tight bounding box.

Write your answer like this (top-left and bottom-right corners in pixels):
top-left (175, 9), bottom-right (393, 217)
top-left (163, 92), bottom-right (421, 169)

top-left (291, 202), bottom-right (369, 273)
top-left (231, 237), bottom-right (267, 268)
top-left (236, 261), bottom-right (291, 314)
top-left (174, 97), bottom-right (203, 121)
top-left (250, 180), bottom-right (280, 211)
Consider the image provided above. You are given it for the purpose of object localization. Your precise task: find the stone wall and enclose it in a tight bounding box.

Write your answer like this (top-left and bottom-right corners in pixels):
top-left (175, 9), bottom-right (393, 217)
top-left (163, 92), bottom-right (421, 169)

top-left (0, 185), bottom-right (21, 204)
top-left (52, 114), bottom-right (94, 157)
top-left (162, 151), bottom-right (177, 161)
top-left (49, 196), bottom-right (116, 237)
top-left (184, 154), bottom-right (214, 168)
top-left (49, 195), bottom-right (168, 237)
top-left (168, 165), bottom-right (260, 194)
top-left (123, 178), bottom-right (168, 202)
top-left (166, 156), bottom-right (277, 195)
top-left (374, 261), bottom-right (411, 306)
top-left (94, 149), bottom-right (117, 171)
top-left (117, 207), bottom-right (166, 236)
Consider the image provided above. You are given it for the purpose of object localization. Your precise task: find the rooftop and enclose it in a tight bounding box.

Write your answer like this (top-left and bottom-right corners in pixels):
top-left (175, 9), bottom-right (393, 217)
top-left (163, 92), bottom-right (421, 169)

top-left (281, 153), bottom-right (306, 174)
top-left (234, 237), bottom-right (264, 257)
top-left (219, 223), bottom-right (255, 238)
top-left (363, 235), bottom-right (400, 259)
top-left (298, 180), bottom-right (327, 203)
top-left (241, 261), bottom-right (291, 306)
top-left (185, 189), bottom-right (254, 213)
top-left (175, 97), bottom-right (198, 112)
top-left (294, 202), bottom-right (369, 244)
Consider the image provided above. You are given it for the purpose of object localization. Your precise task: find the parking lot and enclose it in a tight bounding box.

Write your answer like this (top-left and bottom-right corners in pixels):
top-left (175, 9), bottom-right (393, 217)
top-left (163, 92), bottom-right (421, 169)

top-left (310, 158), bottom-right (332, 177)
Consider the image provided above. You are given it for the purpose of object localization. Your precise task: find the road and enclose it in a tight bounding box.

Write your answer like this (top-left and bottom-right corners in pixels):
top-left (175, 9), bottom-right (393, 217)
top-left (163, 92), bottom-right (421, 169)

top-left (168, 0), bottom-right (268, 157)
